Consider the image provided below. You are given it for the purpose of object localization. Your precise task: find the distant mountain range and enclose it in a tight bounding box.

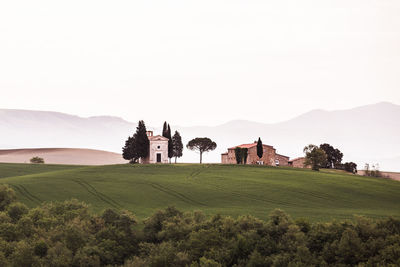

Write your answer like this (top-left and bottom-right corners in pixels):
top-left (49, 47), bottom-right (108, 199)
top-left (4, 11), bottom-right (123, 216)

top-left (0, 102), bottom-right (399, 171)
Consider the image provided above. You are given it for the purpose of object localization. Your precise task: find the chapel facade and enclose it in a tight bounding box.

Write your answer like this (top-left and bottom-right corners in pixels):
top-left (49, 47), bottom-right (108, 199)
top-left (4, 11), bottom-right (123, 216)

top-left (141, 131), bottom-right (169, 164)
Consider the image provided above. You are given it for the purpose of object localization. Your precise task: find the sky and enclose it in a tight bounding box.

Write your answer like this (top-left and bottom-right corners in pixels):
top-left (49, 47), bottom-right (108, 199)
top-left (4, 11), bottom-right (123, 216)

top-left (0, 0), bottom-right (399, 126)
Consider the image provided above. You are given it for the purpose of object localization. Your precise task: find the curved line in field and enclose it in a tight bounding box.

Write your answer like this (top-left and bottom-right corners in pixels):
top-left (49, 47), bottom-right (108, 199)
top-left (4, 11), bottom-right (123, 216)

top-left (72, 179), bottom-right (121, 209)
top-left (19, 184), bottom-right (42, 203)
top-left (186, 164), bottom-right (211, 179)
top-left (10, 184), bottom-right (41, 204)
top-left (145, 182), bottom-right (207, 206)
top-left (77, 179), bottom-right (122, 208)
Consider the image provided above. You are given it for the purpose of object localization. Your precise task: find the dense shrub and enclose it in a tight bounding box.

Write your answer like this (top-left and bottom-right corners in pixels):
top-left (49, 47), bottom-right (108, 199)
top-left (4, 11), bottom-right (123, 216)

top-left (30, 156), bottom-right (45, 164)
top-left (0, 185), bottom-right (399, 266)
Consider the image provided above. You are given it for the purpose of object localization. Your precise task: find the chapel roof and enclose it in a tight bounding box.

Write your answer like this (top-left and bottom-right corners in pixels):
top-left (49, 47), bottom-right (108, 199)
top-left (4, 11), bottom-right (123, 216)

top-left (148, 135), bottom-right (169, 141)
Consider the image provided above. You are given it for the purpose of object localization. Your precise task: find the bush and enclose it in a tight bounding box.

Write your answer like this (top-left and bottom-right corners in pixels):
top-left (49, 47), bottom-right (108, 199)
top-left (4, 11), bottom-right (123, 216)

top-left (0, 185), bottom-right (16, 211)
top-left (30, 156), bottom-right (45, 164)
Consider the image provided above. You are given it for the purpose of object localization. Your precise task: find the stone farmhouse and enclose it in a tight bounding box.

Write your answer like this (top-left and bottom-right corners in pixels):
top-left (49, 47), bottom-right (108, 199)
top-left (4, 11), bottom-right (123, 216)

top-left (221, 142), bottom-right (290, 166)
top-left (288, 157), bottom-right (309, 168)
top-left (141, 131), bottom-right (169, 164)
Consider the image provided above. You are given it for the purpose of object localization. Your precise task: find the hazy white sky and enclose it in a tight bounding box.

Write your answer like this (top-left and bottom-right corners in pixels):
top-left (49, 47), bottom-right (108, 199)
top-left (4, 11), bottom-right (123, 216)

top-left (0, 0), bottom-right (399, 126)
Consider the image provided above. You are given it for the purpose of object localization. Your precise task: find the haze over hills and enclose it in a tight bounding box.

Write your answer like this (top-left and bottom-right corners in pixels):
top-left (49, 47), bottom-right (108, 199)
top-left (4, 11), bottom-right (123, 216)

top-left (0, 102), bottom-right (399, 171)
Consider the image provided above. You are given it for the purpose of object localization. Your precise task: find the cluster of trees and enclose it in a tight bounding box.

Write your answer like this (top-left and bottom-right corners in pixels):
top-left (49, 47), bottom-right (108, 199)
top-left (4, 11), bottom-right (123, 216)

top-left (29, 156), bottom-right (45, 164)
top-left (162, 122), bottom-right (184, 163)
top-left (122, 121), bottom-right (150, 163)
top-left (364, 163), bottom-right (384, 178)
top-left (304, 143), bottom-right (357, 173)
top-left (122, 121), bottom-right (218, 164)
top-left (1, 185), bottom-right (399, 266)
top-left (122, 121), bottom-right (183, 163)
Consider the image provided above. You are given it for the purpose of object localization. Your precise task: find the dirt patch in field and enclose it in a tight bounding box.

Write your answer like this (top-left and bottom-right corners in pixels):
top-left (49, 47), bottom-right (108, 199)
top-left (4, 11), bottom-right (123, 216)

top-left (0, 148), bottom-right (128, 165)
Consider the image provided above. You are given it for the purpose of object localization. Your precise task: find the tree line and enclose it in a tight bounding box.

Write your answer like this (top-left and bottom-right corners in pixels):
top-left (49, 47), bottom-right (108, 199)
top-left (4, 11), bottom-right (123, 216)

top-left (0, 185), bottom-right (399, 266)
top-left (304, 143), bottom-right (357, 173)
top-left (122, 120), bottom-right (217, 164)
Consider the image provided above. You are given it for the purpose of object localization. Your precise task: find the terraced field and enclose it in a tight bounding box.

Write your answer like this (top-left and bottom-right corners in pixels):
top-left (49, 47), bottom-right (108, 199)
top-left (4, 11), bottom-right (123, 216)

top-left (1, 163), bottom-right (399, 221)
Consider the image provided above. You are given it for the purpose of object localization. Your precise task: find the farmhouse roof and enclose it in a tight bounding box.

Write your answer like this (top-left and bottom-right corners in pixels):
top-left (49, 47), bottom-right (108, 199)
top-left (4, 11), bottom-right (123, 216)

top-left (228, 143), bottom-right (273, 150)
top-left (288, 157), bottom-right (304, 162)
top-left (276, 153), bottom-right (290, 159)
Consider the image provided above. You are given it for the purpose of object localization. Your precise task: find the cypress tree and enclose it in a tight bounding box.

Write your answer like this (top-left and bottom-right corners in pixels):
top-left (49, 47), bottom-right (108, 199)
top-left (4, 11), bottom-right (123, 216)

top-left (172, 131), bottom-right (183, 163)
top-left (162, 121), bottom-right (168, 138)
top-left (257, 137), bottom-right (263, 159)
top-left (135, 120), bottom-right (150, 160)
top-left (167, 124), bottom-right (173, 162)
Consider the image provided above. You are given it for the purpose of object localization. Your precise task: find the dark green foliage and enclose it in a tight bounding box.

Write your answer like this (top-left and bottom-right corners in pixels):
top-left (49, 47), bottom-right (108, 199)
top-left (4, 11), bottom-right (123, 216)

top-left (34, 240), bottom-right (48, 257)
top-left (162, 121), bottom-right (168, 138)
top-left (242, 148), bottom-right (248, 164)
top-left (135, 120), bottom-right (150, 160)
top-left (167, 124), bottom-right (173, 161)
top-left (257, 138), bottom-right (263, 159)
top-left (122, 136), bottom-right (138, 163)
top-left (186, 138), bottom-right (217, 164)
top-left (304, 144), bottom-right (328, 171)
top-left (0, 185), bottom-right (16, 211)
top-left (234, 147), bottom-right (242, 164)
top-left (234, 147), bottom-right (249, 164)
top-left (319, 143), bottom-right (343, 168)
top-left (0, 185), bottom-right (400, 267)
top-left (7, 202), bottom-right (28, 222)
top-left (133, 207), bottom-right (400, 266)
top-left (337, 161), bottom-right (358, 174)
top-left (30, 156), bottom-right (44, 164)
top-left (0, 195), bottom-right (138, 266)
top-left (162, 122), bottom-right (174, 162)
top-left (122, 120), bottom-right (149, 163)
top-left (172, 131), bottom-right (183, 163)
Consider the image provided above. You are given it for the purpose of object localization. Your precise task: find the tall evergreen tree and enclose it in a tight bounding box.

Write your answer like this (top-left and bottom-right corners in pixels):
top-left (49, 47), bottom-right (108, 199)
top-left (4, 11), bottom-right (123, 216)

top-left (122, 120), bottom-right (149, 163)
top-left (172, 131), bottom-right (183, 163)
top-left (167, 124), bottom-right (173, 162)
top-left (135, 120), bottom-right (150, 160)
top-left (257, 137), bottom-right (263, 159)
top-left (122, 135), bottom-right (138, 163)
top-left (162, 121), bottom-right (168, 138)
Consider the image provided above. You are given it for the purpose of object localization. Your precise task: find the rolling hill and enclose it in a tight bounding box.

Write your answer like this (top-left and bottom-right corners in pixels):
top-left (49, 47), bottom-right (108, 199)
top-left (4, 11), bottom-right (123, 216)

top-left (0, 148), bottom-right (127, 165)
top-left (1, 102), bottom-right (399, 170)
top-left (1, 163), bottom-right (399, 221)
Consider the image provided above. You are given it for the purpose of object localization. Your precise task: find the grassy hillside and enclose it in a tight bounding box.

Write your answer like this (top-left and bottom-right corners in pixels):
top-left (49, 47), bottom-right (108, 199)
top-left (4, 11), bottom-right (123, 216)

top-left (0, 162), bottom-right (82, 178)
top-left (1, 163), bottom-right (399, 221)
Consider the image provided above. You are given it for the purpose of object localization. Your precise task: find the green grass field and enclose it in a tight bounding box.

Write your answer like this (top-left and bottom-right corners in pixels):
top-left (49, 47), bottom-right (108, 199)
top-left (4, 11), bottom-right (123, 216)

top-left (1, 163), bottom-right (399, 221)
